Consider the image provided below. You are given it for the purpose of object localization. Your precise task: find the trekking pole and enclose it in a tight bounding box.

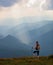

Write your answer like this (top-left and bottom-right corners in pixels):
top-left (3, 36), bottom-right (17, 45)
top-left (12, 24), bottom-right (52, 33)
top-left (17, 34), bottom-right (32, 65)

top-left (31, 46), bottom-right (33, 56)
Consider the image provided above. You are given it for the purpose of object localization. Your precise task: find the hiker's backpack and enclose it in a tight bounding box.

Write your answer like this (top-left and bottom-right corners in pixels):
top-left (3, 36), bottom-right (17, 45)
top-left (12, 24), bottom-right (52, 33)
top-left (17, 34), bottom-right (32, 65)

top-left (35, 45), bottom-right (40, 50)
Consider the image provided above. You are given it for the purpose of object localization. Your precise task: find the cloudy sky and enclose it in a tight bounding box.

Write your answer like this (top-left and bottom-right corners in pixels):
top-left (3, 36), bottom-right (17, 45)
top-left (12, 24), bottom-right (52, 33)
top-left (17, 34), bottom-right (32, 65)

top-left (0, 0), bottom-right (53, 20)
top-left (0, 0), bottom-right (53, 28)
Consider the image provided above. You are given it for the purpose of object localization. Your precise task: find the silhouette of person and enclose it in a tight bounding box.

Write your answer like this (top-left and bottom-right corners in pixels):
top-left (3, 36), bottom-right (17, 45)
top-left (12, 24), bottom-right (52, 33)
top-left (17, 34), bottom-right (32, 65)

top-left (32, 41), bottom-right (40, 57)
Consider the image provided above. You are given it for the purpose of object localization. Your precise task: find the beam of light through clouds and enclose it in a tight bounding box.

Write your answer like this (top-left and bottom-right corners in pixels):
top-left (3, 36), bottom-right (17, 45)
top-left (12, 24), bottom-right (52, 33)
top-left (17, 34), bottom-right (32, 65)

top-left (40, 0), bottom-right (46, 11)
top-left (26, 0), bottom-right (37, 7)
top-left (26, 0), bottom-right (48, 11)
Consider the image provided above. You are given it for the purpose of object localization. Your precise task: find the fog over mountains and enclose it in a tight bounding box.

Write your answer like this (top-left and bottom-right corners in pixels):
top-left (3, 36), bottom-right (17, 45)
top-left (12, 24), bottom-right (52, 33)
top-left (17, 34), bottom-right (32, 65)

top-left (0, 17), bottom-right (53, 58)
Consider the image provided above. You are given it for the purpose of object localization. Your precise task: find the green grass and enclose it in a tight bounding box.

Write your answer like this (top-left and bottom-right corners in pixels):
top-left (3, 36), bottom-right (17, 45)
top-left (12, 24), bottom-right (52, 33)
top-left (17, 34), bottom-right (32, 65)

top-left (0, 56), bottom-right (53, 65)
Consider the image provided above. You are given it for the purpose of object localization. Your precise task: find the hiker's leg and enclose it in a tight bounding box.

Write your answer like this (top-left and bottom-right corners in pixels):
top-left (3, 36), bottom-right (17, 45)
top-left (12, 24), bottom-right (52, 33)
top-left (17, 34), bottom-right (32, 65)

top-left (33, 51), bottom-right (36, 53)
top-left (33, 51), bottom-right (36, 56)
top-left (37, 51), bottom-right (39, 56)
top-left (37, 51), bottom-right (39, 58)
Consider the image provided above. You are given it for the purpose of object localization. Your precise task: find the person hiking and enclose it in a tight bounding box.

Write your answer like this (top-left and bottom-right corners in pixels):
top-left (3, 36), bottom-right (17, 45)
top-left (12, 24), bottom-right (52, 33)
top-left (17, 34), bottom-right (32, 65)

top-left (32, 41), bottom-right (40, 57)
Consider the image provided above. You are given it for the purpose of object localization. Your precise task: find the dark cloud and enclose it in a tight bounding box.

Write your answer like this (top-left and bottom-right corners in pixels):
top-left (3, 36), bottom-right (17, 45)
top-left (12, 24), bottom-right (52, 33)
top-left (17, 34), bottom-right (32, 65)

top-left (50, 0), bottom-right (53, 10)
top-left (47, 0), bottom-right (53, 10)
top-left (0, 0), bottom-right (21, 7)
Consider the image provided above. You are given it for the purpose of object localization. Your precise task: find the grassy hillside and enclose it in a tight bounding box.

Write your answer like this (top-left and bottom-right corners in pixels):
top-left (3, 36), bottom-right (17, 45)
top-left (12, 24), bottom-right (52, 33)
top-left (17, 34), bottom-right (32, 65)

top-left (0, 56), bottom-right (53, 65)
